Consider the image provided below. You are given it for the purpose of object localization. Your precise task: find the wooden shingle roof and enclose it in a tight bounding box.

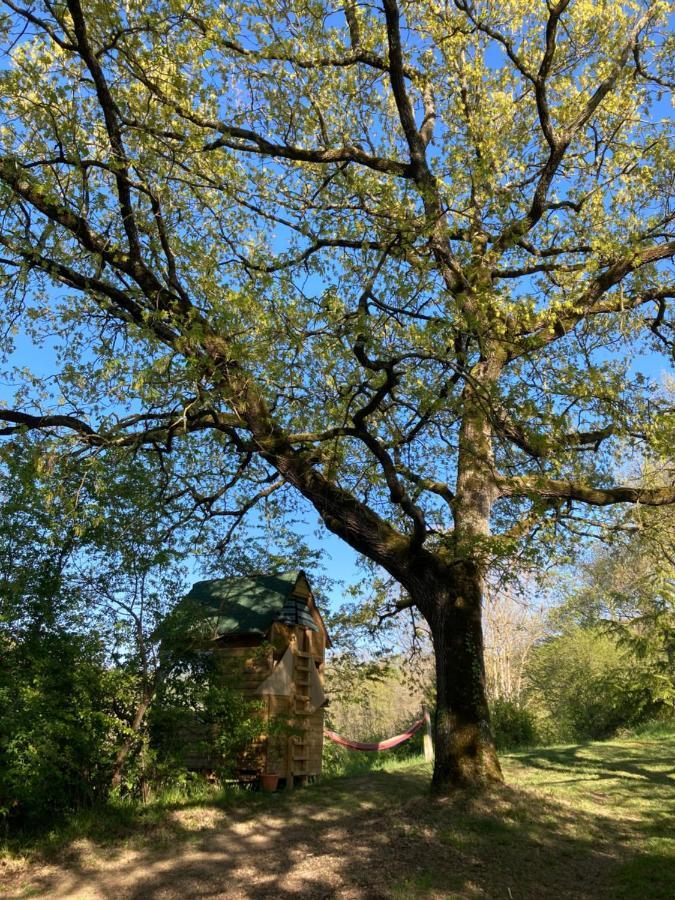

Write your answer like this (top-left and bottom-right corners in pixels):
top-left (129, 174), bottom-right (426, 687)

top-left (184, 571), bottom-right (328, 639)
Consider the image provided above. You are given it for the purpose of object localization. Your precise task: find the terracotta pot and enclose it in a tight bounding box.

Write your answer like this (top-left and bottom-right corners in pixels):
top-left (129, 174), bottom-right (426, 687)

top-left (260, 773), bottom-right (280, 792)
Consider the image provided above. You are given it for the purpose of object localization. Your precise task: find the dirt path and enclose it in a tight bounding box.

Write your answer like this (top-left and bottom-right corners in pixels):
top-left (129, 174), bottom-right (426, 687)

top-left (2, 765), bottom-right (654, 899)
top-left (4, 792), bottom-right (418, 900)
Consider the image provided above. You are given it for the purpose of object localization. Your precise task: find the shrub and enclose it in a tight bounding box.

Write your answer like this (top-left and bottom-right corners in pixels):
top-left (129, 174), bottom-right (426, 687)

top-left (0, 630), bottom-right (126, 829)
top-left (525, 627), bottom-right (658, 742)
top-left (490, 698), bottom-right (538, 749)
top-left (150, 660), bottom-right (268, 780)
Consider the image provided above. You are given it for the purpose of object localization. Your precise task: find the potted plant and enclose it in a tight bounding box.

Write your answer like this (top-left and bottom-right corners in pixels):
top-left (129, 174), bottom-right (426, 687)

top-left (260, 773), bottom-right (280, 792)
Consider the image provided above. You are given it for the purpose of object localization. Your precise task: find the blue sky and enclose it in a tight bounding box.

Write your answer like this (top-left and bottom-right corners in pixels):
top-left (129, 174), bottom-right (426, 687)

top-left (0, 325), bottom-right (365, 613)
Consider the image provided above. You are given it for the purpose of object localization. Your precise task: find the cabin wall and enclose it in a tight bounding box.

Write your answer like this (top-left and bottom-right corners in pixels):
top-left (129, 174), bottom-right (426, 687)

top-left (175, 638), bottom-right (271, 770)
top-left (181, 621), bottom-right (326, 783)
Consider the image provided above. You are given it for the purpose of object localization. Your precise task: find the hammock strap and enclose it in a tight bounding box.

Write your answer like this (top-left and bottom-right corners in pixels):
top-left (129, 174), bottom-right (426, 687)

top-left (323, 717), bottom-right (424, 752)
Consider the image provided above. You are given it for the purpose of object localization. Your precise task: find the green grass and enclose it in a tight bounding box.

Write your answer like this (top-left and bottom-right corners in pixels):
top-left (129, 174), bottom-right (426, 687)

top-left (318, 729), bottom-right (675, 898)
top-left (503, 733), bottom-right (675, 899)
top-left (1, 779), bottom-right (246, 858)
top-left (2, 729), bottom-right (673, 898)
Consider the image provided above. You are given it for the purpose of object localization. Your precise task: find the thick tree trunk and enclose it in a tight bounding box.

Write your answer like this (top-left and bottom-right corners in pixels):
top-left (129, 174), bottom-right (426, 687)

top-left (415, 363), bottom-right (504, 792)
top-left (414, 563), bottom-right (503, 793)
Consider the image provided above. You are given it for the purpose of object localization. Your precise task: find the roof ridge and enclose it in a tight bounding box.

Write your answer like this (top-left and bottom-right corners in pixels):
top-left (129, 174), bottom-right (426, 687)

top-left (192, 570), bottom-right (299, 584)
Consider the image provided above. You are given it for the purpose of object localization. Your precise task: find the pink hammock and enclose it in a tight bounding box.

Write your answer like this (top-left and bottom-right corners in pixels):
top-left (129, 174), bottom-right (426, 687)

top-left (324, 717), bottom-right (425, 752)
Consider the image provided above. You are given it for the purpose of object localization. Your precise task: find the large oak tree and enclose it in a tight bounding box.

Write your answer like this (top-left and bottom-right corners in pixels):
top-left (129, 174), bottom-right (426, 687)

top-left (0, 0), bottom-right (673, 791)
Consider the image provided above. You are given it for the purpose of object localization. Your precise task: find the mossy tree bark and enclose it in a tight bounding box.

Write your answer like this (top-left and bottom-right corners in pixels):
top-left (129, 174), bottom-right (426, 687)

top-left (424, 568), bottom-right (503, 790)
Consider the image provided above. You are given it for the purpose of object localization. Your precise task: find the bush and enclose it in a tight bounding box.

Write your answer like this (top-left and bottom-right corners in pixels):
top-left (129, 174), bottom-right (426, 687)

top-left (490, 698), bottom-right (538, 749)
top-left (525, 627), bottom-right (658, 742)
top-left (0, 630), bottom-right (126, 830)
top-left (150, 659), bottom-right (269, 780)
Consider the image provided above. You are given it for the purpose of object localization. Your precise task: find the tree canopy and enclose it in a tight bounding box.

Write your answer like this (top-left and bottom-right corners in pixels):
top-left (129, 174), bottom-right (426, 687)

top-left (0, 0), bottom-right (673, 790)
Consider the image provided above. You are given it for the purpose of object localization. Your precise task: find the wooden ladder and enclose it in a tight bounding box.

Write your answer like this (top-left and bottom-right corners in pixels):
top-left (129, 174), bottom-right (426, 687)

top-left (291, 633), bottom-right (312, 781)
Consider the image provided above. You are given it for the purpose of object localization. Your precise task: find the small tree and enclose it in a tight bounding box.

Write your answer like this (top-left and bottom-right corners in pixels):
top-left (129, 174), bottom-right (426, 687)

top-left (0, 0), bottom-right (673, 791)
top-left (0, 438), bottom-right (192, 796)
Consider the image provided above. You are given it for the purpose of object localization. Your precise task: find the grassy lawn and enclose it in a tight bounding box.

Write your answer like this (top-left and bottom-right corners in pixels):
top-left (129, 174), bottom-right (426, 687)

top-left (501, 730), bottom-right (675, 900)
top-left (2, 727), bottom-right (673, 898)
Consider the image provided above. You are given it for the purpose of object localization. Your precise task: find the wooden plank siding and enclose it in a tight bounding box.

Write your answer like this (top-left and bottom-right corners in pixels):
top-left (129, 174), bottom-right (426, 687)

top-left (175, 573), bottom-right (329, 785)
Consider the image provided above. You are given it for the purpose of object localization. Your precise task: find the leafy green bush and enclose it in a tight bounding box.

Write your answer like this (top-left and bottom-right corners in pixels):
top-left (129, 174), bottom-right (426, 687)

top-left (150, 658), bottom-right (268, 780)
top-left (490, 698), bottom-right (538, 749)
top-left (525, 628), bottom-right (658, 742)
top-left (205, 684), bottom-right (268, 777)
top-left (0, 631), bottom-right (126, 829)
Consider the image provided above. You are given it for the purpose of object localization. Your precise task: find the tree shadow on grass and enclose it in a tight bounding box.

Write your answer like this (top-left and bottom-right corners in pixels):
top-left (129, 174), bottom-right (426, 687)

top-left (508, 742), bottom-right (675, 833)
top-left (6, 753), bottom-right (674, 899)
top-left (512, 741), bottom-right (675, 787)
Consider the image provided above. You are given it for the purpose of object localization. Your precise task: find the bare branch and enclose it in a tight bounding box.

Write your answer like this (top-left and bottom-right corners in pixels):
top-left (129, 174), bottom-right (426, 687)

top-left (498, 476), bottom-right (675, 507)
top-left (0, 409), bottom-right (96, 437)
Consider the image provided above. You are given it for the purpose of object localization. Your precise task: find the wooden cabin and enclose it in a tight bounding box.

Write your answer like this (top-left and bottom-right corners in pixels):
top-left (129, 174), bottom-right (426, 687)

top-left (181, 570), bottom-right (331, 787)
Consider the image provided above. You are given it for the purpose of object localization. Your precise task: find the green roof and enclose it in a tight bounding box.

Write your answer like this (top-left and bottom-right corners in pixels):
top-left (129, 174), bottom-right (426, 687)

top-left (184, 571), bottom-right (317, 639)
